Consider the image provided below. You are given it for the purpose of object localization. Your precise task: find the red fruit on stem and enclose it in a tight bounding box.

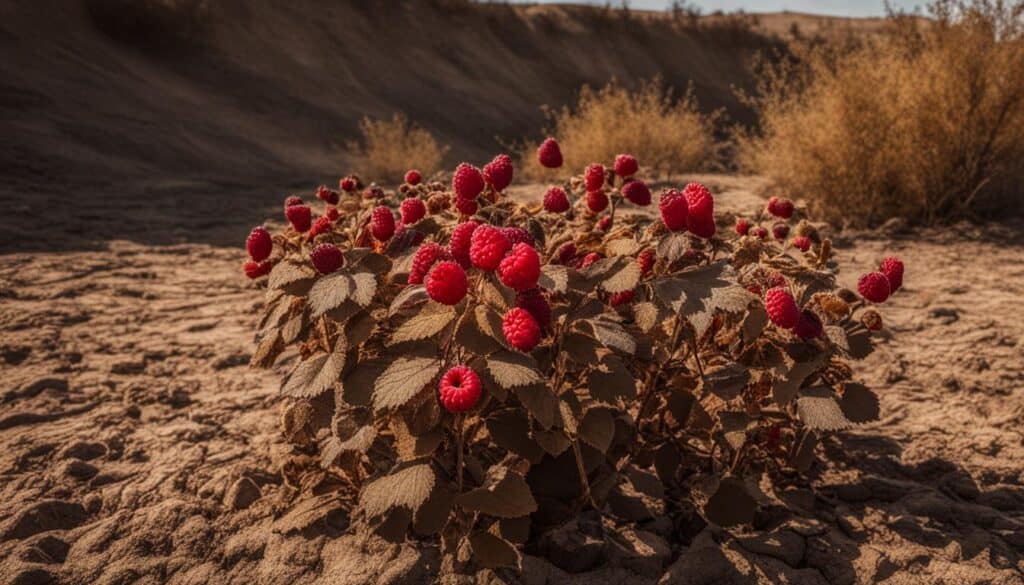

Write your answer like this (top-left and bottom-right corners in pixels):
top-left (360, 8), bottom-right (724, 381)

top-left (597, 216), bottom-right (612, 231)
top-left (286, 205), bottom-right (312, 232)
top-left (515, 288), bottom-right (551, 330)
top-left (483, 154), bottom-right (514, 192)
top-left (543, 186), bottom-right (570, 213)
top-left (614, 153), bottom-right (638, 177)
top-left (537, 137), bottom-right (563, 168)
top-left (404, 169), bottom-right (422, 186)
top-left (586, 190), bottom-right (609, 212)
top-left (498, 243), bottom-right (541, 291)
top-left (438, 365), bottom-right (482, 414)
top-left (638, 249), bottom-right (655, 276)
top-left (425, 261), bottom-right (468, 305)
top-left (579, 252), bottom-right (602, 269)
top-left (501, 227), bottom-right (535, 248)
top-left (556, 242), bottom-right (577, 264)
top-left (767, 196), bottom-right (795, 219)
top-left (307, 215), bottom-right (333, 240)
top-left (621, 179), bottom-right (651, 206)
top-left (316, 185), bottom-right (340, 205)
top-left (879, 257), bottom-right (904, 292)
top-left (502, 308), bottom-right (541, 352)
top-left (448, 221), bottom-right (479, 267)
top-left (610, 289), bottom-right (634, 306)
top-left (469, 225), bottom-right (512, 271)
top-left (792, 236), bottom-right (812, 252)
top-left (684, 183), bottom-right (715, 238)
top-left (659, 189), bottom-right (688, 232)
top-left (793, 309), bottom-right (824, 340)
top-left (246, 227), bottom-right (272, 262)
top-left (452, 163), bottom-right (485, 201)
top-left (400, 198), bottom-right (426, 225)
top-left (765, 287), bottom-right (800, 329)
top-left (584, 163), bottom-right (605, 191)
top-left (858, 271), bottom-right (891, 303)
top-left (284, 195), bottom-right (304, 208)
top-left (370, 206), bottom-right (396, 242)
top-left (735, 219), bottom-right (750, 236)
top-left (243, 260), bottom-right (273, 279)
top-left (310, 243), bottom-right (344, 274)
top-left (339, 177), bottom-right (357, 192)
top-left (409, 243), bottom-right (449, 285)
top-left (772, 222), bottom-right (790, 241)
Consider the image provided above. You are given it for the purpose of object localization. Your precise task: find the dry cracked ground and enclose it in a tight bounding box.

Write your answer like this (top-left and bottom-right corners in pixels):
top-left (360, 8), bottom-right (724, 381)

top-left (1, 176), bottom-right (1023, 584)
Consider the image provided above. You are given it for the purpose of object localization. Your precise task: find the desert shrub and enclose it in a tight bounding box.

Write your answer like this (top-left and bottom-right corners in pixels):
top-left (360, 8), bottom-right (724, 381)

top-left (518, 79), bottom-right (719, 181)
top-left (738, 0), bottom-right (1024, 226)
top-left (348, 114), bottom-right (448, 183)
top-left (86, 0), bottom-right (210, 51)
top-left (244, 153), bottom-right (903, 574)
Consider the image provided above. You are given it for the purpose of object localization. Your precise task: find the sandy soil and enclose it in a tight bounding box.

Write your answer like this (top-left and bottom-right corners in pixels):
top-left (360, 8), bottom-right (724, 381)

top-left (1, 176), bottom-right (1022, 584)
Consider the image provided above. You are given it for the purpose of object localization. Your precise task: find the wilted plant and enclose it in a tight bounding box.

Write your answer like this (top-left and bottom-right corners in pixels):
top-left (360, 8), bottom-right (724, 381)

top-left (348, 113), bottom-right (448, 183)
top-left (245, 141), bottom-right (904, 573)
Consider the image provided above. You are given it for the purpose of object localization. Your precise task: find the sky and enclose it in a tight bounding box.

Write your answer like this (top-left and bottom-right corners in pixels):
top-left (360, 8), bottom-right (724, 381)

top-left (503, 0), bottom-right (924, 18)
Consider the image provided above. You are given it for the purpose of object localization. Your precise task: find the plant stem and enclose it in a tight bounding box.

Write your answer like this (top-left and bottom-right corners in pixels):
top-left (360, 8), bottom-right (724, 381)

top-left (456, 414), bottom-right (465, 493)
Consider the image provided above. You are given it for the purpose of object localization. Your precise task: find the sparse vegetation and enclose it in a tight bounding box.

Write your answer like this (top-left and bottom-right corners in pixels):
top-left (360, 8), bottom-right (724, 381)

top-left (348, 114), bottom-right (448, 183)
top-left (739, 0), bottom-right (1024, 226)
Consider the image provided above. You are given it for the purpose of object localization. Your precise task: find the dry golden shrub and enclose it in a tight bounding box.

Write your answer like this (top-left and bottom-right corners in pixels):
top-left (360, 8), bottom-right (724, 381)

top-left (518, 79), bottom-right (719, 180)
top-left (738, 0), bottom-right (1024, 226)
top-left (348, 114), bottom-right (448, 183)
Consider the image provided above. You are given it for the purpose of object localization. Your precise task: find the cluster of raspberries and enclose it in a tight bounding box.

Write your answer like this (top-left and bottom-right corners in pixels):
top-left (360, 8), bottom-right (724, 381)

top-left (658, 182), bottom-right (716, 238)
top-left (451, 154), bottom-right (515, 215)
top-left (858, 257), bottom-right (904, 303)
top-left (764, 287), bottom-right (825, 340)
top-left (541, 152), bottom-right (650, 221)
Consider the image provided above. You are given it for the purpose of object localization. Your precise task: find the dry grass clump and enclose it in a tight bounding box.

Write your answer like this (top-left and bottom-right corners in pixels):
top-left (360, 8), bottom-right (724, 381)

top-left (519, 79), bottom-right (719, 180)
top-left (738, 0), bottom-right (1024, 226)
top-left (347, 114), bottom-right (448, 183)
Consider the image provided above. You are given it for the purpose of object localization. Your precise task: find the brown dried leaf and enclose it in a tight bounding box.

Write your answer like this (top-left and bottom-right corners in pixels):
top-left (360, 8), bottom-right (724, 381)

top-left (359, 463), bottom-right (435, 518)
top-left (487, 351), bottom-right (544, 389)
top-left (703, 363), bottom-right (750, 400)
top-left (703, 476), bottom-right (756, 527)
top-left (388, 302), bottom-right (456, 346)
top-left (269, 259), bottom-right (315, 291)
top-left (796, 387), bottom-right (851, 431)
top-left (282, 342), bottom-right (346, 398)
top-left (605, 238), bottom-right (641, 257)
top-left (486, 408), bottom-right (544, 463)
top-left (539, 264), bottom-right (570, 293)
top-left (389, 284), bottom-right (428, 317)
top-left (772, 354), bottom-right (826, 407)
top-left (590, 317), bottom-right (636, 355)
top-left (579, 407), bottom-right (615, 453)
top-left (602, 261), bottom-right (641, 294)
top-left (456, 466), bottom-right (538, 518)
top-left (587, 356), bottom-right (637, 404)
top-left (516, 383), bottom-right (559, 429)
top-left (469, 531), bottom-right (521, 569)
top-left (373, 356), bottom-right (441, 410)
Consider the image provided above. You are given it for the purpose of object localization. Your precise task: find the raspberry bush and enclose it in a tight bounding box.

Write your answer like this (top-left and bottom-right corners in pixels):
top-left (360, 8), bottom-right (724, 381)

top-left (246, 152), bottom-right (905, 573)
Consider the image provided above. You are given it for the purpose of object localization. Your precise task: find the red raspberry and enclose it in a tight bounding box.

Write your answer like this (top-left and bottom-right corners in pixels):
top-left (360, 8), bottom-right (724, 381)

top-left (597, 216), bottom-right (612, 231)
top-left (750, 226), bottom-right (768, 240)
top-left (610, 289), bottom-right (634, 306)
top-left (556, 242), bottom-right (577, 264)
top-left (498, 243), bottom-right (541, 291)
top-left (469, 225), bottom-right (512, 271)
top-left (537, 137), bottom-right (563, 168)
top-left (243, 260), bottom-right (273, 279)
top-left (735, 219), bottom-right (750, 236)
top-left (400, 198), bottom-right (426, 225)
top-left (455, 196), bottom-right (478, 216)
top-left (579, 252), bottom-right (602, 269)
top-left (793, 309), bottom-right (823, 340)
top-left (621, 180), bottom-right (651, 206)
top-left (543, 186), bottom-right (570, 212)
top-left (404, 169), bottom-right (422, 185)
top-left (501, 227), bottom-right (535, 248)
top-left (879, 257), bottom-right (904, 292)
top-left (483, 154), bottom-right (514, 192)
top-left (614, 153), bottom-right (638, 177)
top-left (638, 249), bottom-right (655, 276)
top-left (586, 190), bottom-right (609, 212)
top-left (858, 272), bottom-right (891, 303)
top-left (772, 222), bottom-right (790, 241)
top-left (246, 227), bottom-right (272, 261)
top-left (286, 204), bottom-right (312, 232)
top-left (284, 195), bottom-right (304, 208)
top-left (448, 221), bottom-right (479, 267)
top-left (438, 365), bottom-right (482, 414)
top-left (765, 287), bottom-right (800, 329)
top-left (426, 261), bottom-right (468, 305)
top-left (767, 196), bottom-right (795, 219)
top-left (452, 163), bottom-right (485, 201)
top-left (339, 177), bottom-right (357, 192)
top-left (370, 206), bottom-right (396, 242)
top-left (659, 189), bottom-right (688, 231)
top-left (792, 236), bottom-right (812, 252)
top-left (515, 288), bottom-right (551, 330)
top-left (684, 183), bottom-right (715, 238)
top-left (409, 243), bottom-right (450, 285)
top-left (316, 185), bottom-right (340, 205)
top-left (502, 308), bottom-right (541, 352)
top-left (310, 243), bottom-right (344, 274)
top-left (326, 207), bottom-right (340, 221)
top-left (584, 163), bottom-right (605, 191)
top-left (307, 215), bottom-right (333, 241)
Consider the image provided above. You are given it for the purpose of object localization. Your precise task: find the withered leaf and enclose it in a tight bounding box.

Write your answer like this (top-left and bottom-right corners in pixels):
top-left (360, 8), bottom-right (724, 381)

top-left (539, 264), bottom-right (570, 293)
top-left (412, 481), bottom-right (454, 536)
top-left (718, 411), bottom-right (750, 451)
top-left (281, 342), bottom-right (346, 398)
top-left (475, 304), bottom-right (507, 346)
top-left (308, 271), bottom-right (355, 316)
top-left (792, 430), bottom-right (818, 472)
top-left (633, 301), bottom-right (660, 334)
top-left (359, 462), bottom-right (435, 518)
top-left (373, 356), bottom-right (441, 410)
top-left (486, 408), bottom-right (544, 463)
top-left (605, 238), bottom-right (641, 257)
top-left (742, 305), bottom-right (769, 346)
top-left (562, 331), bottom-right (602, 363)
top-left (703, 476), bottom-right (756, 527)
top-left (772, 354), bottom-right (826, 407)
top-left (587, 356), bottom-right (637, 404)
top-left (533, 428), bottom-right (571, 457)
top-left (579, 407), bottom-right (615, 453)
top-left (590, 317), bottom-right (636, 355)
top-left (487, 351), bottom-right (544, 389)
top-left (251, 329), bottom-right (283, 368)
top-left (796, 386), bottom-right (851, 431)
top-left (516, 383), bottom-right (559, 429)
top-left (657, 232), bottom-right (690, 263)
top-left (703, 363), bottom-right (750, 400)
top-left (268, 260), bottom-right (315, 292)
top-left (389, 284), bottom-right (428, 317)
top-left (602, 260), bottom-right (641, 294)
top-left (340, 357), bottom-right (386, 407)
top-left (388, 302), bottom-right (456, 346)
top-left (469, 531), bottom-right (521, 569)
top-left (456, 466), bottom-right (538, 518)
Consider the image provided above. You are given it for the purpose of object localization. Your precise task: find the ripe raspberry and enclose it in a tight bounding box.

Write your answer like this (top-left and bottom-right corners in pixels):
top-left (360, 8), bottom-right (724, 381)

top-left (316, 185), bottom-right (340, 205)
top-left (515, 288), bottom-right (551, 330)
top-left (543, 186), bottom-right (570, 212)
top-left (438, 365), bottom-right (482, 414)
top-left (556, 242), bottom-right (577, 264)
top-left (498, 243), bottom-right (541, 291)
top-left (339, 176), bottom-right (357, 192)
top-left (286, 204), bottom-right (312, 232)
top-left (501, 227), bottom-right (535, 248)
top-left (597, 216), bottom-right (612, 231)
top-left (400, 197), bottom-right (426, 225)
top-left (772, 222), bottom-right (790, 241)
top-left (448, 221), bottom-right (479, 267)
top-left (326, 207), bottom-right (340, 221)
top-left (684, 183), bottom-right (715, 238)
top-left (750, 226), bottom-right (768, 240)
top-left (857, 271), bottom-right (891, 303)
top-left (404, 169), bottom-right (422, 186)
top-left (483, 154), bottom-right (514, 192)
top-left (735, 219), bottom-right (750, 236)
top-left (370, 206), bottom-right (396, 241)
top-left (455, 196), bottom-right (478, 216)
top-left (243, 260), bottom-right (272, 279)
top-left (452, 163), bottom-right (485, 201)
top-left (502, 308), bottom-right (541, 352)
top-left (586, 190), bottom-right (609, 213)
top-left (469, 225), bottom-right (512, 271)
top-left (310, 243), bottom-right (344, 274)
top-left (659, 189), bottom-right (688, 231)
top-left (537, 137), bottom-right (563, 168)
top-left (792, 236), bottom-right (812, 252)
top-left (767, 196), bottom-right (795, 219)
top-left (638, 249), bottom-right (655, 276)
top-left (426, 261), bottom-right (468, 305)
top-left (765, 287), bottom-right (800, 329)
top-left (584, 163), bottom-right (605, 191)
top-left (284, 195), bottom-right (304, 208)
top-left (621, 180), bottom-right (651, 206)
top-left (879, 257), bottom-right (904, 292)
top-left (610, 289), bottom-right (634, 306)
top-left (307, 215), bottom-right (333, 240)
top-left (246, 227), bottom-right (272, 261)
top-left (614, 153), bottom-right (638, 177)
top-left (793, 309), bottom-right (823, 340)
top-left (409, 243), bottom-right (449, 285)
top-left (579, 252), bottom-right (602, 269)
